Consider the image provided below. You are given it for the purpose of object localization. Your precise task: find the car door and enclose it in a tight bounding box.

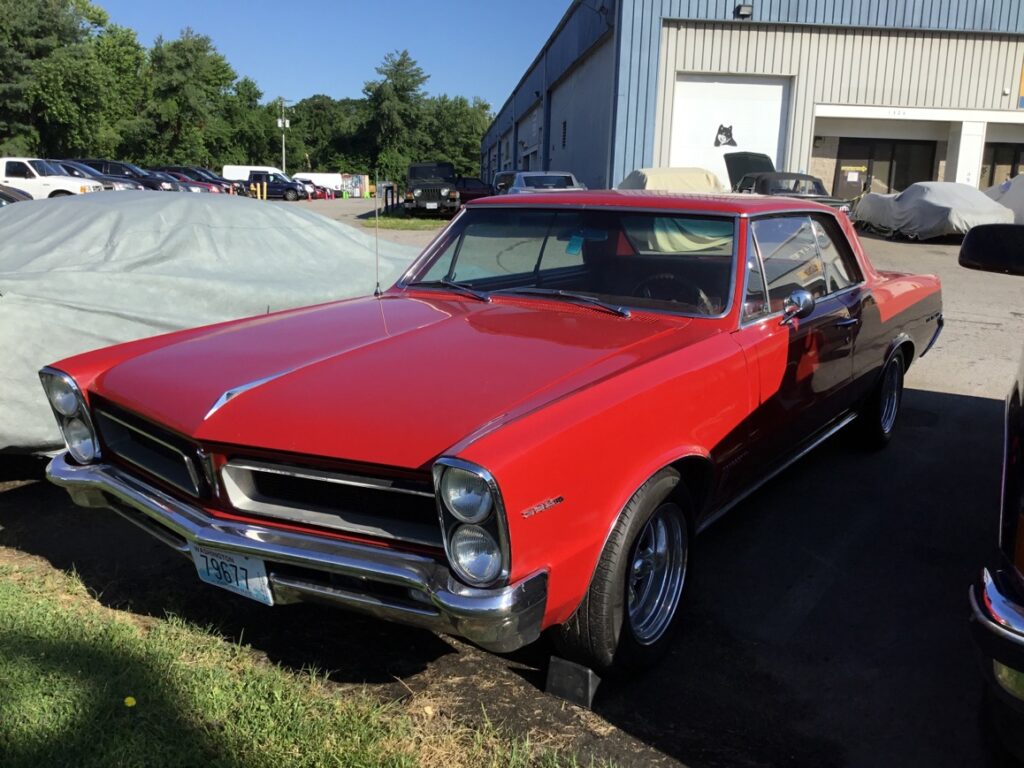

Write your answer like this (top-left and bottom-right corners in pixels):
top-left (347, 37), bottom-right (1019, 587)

top-left (1, 160), bottom-right (42, 198)
top-left (731, 215), bottom-right (857, 479)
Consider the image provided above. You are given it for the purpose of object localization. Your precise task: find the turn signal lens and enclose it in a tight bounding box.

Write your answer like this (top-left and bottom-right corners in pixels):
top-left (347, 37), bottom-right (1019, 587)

top-left (450, 525), bottom-right (502, 584)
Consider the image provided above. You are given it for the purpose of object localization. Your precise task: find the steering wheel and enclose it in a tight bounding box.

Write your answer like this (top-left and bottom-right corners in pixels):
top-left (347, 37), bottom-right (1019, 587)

top-left (632, 273), bottom-right (716, 315)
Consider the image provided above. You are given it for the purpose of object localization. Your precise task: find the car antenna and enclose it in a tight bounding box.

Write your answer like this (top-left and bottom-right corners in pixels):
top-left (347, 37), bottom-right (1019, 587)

top-left (373, 169), bottom-right (382, 298)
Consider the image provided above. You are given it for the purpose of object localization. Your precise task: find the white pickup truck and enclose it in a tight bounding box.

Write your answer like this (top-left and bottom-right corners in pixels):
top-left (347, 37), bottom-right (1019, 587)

top-left (0, 157), bottom-right (103, 198)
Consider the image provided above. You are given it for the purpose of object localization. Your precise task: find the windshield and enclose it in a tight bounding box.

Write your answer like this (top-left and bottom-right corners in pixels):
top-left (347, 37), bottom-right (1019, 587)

top-left (521, 175), bottom-right (576, 189)
top-left (58, 160), bottom-right (98, 178)
top-left (766, 177), bottom-right (828, 196)
top-left (123, 162), bottom-right (149, 176)
top-left (409, 164), bottom-right (455, 181)
top-left (29, 160), bottom-right (63, 176)
top-left (406, 207), bottom-right (736, 316)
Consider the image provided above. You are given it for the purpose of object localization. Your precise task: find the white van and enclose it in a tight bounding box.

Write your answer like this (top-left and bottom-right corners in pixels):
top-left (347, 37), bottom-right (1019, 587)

top-left (0, 158), bottom-right (103, 198)
top-left (221, 165), bottom-right (286, 181)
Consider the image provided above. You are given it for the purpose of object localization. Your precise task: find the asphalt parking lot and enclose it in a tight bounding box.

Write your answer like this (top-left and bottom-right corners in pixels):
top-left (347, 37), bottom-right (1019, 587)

top-left (3, 207), bottom-right (1024, 767)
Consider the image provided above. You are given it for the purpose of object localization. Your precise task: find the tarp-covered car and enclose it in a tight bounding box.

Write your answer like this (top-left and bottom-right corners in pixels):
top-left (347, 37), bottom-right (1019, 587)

top-left (985, 175), bottom-right (1024, 224)
top-left (854, 181), bottom-right (1013, 239)
top-left (617, 167), bottom-right (725, 193)
top-left (0, 193), bottom-right (417, 454)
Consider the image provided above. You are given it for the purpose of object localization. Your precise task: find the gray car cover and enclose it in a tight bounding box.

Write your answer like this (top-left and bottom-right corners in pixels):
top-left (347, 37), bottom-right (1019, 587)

top-left (0, 193), bottom-right (419, 453)
top-left (854, 181), bottom-right (1013, 239)
top-left (985, 175), bottom-right (1024, 224)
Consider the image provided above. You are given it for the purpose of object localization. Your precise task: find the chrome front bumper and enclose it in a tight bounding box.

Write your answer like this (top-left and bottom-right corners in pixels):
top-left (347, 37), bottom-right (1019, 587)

top-left (46, 453), bottom-right (546, 653)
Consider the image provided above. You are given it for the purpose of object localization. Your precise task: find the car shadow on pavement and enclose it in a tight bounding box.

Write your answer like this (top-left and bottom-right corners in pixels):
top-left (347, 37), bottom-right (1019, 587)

top-left (0, 387), bottom-right (1009, 768)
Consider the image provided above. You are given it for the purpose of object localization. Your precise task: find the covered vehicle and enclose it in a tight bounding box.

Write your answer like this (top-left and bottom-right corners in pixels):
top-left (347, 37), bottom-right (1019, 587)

top-left (617, 167), bottom-right (725, 193)
top-left (985, 175), bottom-right (1024, 223)
top-left (0, 193), bottom-right (417, 454)
top-left (854, 181), bottom-right (1013, 239)
top-left (40, 191), bottom-right (942, 674)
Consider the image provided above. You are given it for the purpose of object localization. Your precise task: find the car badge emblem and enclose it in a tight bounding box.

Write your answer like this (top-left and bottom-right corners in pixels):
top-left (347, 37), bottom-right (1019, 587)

top-left (521, 496), bottom-right (564, 519)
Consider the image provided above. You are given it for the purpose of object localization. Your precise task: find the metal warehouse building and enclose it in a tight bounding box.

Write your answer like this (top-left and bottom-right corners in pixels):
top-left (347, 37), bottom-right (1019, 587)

top-left (481, 0), bottom-right (1024, 196)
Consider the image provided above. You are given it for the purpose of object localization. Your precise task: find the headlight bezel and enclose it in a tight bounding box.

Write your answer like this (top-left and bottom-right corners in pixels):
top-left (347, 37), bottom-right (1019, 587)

top-left (38, 366), bottom-right (100, 464)
top-left (433, 458), bottom-right (510, 588)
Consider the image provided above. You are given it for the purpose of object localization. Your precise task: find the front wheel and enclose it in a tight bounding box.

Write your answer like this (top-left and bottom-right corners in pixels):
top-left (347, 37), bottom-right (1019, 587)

top-left (856, 350), bottom-right (905, 449)
top-left (284, 189), bottom-right (298, 201)
top-left (48, 190), bottom-right (72, 197)
top-left (555, 469), bottom-right (691, 673)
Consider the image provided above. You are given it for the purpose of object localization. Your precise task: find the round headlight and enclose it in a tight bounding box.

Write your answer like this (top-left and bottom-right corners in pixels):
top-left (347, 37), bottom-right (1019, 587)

top-left (440, 187), bottom-right (450, 196)
top-left (45, 376), bottom-right (80, 417)
top-left (64, 417), bottom-right (98, 463)
top-left (413, 188), bottom-right (422, 198)
top-left (441, 467), bottom-right (493, 523)
top-left (449, 525), bottom-right (502, 584)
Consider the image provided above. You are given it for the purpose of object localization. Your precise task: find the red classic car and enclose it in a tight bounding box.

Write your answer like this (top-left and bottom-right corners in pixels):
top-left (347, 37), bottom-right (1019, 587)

top-left (41, 191), bottom-right (943, 672)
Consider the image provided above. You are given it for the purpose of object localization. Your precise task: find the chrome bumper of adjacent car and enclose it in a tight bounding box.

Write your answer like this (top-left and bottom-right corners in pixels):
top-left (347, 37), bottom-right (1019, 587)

top-left (971, 567), bottom-right (1024, 654)
top-left (46, 453), bottom-right (546, 653)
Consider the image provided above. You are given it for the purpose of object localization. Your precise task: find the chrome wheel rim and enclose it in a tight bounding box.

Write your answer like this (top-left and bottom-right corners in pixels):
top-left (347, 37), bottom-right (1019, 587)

top-left (880, 359), bottom-right (902, 434)
top-left (627, 505), bottom-right (687, 645)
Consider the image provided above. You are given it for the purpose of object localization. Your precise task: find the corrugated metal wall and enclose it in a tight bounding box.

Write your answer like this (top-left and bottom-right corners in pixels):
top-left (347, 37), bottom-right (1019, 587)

top-left (611, 0), bottom-right (1024, 184)
top-left (654, 0), bottom-right (1024, 32)
top-left (648, 22), bottom-right (1024, 177)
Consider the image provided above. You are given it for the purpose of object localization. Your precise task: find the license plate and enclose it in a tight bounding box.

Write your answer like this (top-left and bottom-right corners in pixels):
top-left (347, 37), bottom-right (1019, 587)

top-left (425, 202), bottom-right (438, 210)
top-left (190, 544), bottom-right (273, 605)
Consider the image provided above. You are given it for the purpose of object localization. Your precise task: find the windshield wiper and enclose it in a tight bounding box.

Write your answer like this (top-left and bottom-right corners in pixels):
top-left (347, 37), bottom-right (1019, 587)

top-left (406, 279), bottom-right (491, 302)
top-left (490, 287), bottom-right (631, 317)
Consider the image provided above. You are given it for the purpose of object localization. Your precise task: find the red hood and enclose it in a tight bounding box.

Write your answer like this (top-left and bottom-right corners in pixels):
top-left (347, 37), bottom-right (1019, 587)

top-left (92, 293), bottom-right (714, 469)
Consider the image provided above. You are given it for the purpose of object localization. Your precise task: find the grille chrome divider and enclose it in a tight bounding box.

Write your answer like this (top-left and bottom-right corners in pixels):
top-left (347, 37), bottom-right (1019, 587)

top-left (226, 459), bottom-right (434, 497)
top-left (94, 409), bottom-right (201, 496)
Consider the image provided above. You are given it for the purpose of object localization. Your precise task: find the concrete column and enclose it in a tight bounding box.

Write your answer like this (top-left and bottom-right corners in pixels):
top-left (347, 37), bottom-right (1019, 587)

top-left (944, 121), bottom-right (987, 187)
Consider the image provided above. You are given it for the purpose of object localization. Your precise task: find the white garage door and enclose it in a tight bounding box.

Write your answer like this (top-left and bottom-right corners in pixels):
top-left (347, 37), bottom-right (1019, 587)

top-left (669, 74), bottom-right (790, 189)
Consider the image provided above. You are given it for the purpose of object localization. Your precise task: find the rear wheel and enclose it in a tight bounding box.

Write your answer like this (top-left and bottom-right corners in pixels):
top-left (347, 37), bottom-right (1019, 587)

top-left (857, 350), bottom-right (905, 449)
top-left (555, 469), bottom-right (691, 673)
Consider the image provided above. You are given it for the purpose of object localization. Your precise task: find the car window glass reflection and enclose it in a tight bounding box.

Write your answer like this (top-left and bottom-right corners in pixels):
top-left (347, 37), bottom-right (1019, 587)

top-left (752, 216), bottom-right (827, 311)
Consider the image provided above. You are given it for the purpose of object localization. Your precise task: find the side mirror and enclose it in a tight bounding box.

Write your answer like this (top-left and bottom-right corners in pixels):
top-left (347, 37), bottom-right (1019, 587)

top-left (780, 289), bottom-right (815, 325)
top-left (959, 224), bottom-right (1024, 276)
top-left (495, 182), bottom-right (508, 192)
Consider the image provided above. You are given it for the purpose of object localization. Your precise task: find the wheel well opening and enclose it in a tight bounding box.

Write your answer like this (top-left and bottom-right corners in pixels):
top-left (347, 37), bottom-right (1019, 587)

top-left (896, 340), bottom-right (916, 371)
top-left (668, 455), bottom-right (714, 518)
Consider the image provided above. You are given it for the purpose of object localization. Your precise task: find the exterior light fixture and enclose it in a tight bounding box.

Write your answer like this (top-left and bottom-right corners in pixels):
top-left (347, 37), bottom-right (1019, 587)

top-left (735, 3), bottom-right (754, 18)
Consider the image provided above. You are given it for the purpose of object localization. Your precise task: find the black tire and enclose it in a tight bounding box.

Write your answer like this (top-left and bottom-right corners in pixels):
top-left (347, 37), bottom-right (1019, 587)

top-left (284, 189), bottom-right (298, 201)
top-left (555, 468), bottom-right (691, 674)
top-left (48, 190), bottom-right (72, 198)
top-left (857, 350), bottom-right (905, 449)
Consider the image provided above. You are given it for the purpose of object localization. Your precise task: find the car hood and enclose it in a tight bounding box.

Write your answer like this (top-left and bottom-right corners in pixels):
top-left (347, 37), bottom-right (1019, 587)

top-left (91, 293), bottom-right (709, 470)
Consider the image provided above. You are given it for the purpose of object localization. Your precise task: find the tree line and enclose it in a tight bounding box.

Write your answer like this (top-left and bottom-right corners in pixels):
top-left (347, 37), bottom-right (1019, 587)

top-left (0, 0), bottom-right (492, 180)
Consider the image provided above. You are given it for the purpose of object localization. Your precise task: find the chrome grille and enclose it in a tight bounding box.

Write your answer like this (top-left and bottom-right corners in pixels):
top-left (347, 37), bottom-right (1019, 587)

top-left (94, 408), bottom-right (202, 496)
top-left (221, 459), bottom-right (441, 548)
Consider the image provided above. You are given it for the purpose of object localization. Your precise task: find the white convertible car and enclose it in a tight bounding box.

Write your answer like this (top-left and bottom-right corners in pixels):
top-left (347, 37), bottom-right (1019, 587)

top-left (854, 181), bottom-right (1013, 240)
top-left (0, 193), bottom-right (417, 454)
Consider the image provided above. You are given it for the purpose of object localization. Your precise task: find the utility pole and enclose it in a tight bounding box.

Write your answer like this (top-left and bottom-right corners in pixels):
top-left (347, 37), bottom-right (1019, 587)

top-left (277, 97), bottom-right (290, 173)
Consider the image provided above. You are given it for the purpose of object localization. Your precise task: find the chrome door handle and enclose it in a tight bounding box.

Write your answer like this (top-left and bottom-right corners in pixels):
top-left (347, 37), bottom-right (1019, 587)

top-left (834, 317), bottom-right (860, 327)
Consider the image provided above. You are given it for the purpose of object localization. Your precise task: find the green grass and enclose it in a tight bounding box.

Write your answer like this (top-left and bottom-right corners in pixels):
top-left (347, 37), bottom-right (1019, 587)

top-left (0, 554), bottom-right (593, 768)
top-left (360, 211), bottom-right (446, 231)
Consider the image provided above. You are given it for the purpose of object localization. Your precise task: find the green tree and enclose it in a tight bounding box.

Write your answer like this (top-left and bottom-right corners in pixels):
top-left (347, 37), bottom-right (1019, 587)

top-left (142, 28), bottom-right (236, 165)
top-left (424, 95), bottom-right (491, 177)
top-left (0, 0), bottom-right (107, 154)
top-left (91, 24), bottom-right (147, 157)
top-left (362, 49), bottom-right (428, 182)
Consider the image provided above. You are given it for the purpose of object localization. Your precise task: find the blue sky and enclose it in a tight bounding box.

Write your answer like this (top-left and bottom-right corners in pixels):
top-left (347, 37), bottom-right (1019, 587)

top-left (98, 1), bottom-right (571, 112)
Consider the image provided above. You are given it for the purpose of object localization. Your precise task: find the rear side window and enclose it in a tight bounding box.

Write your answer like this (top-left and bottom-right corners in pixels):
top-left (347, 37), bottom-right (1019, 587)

top-left (811, 218), bottom-right (861, 293)
top-left (751, 216), bottom-right (826, 311)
